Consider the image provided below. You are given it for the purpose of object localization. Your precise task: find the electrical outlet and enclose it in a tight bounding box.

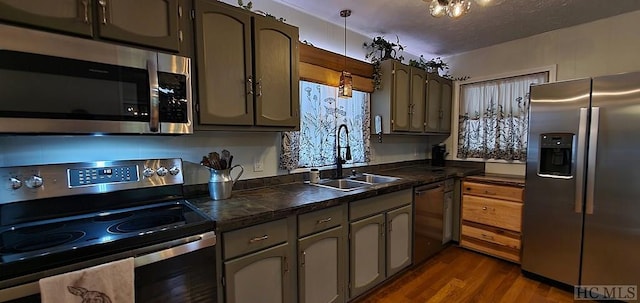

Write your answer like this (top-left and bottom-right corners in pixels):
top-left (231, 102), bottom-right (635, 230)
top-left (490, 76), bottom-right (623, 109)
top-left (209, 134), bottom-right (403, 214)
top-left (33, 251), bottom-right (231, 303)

top-left (253, 156), bottom-right (264, 172)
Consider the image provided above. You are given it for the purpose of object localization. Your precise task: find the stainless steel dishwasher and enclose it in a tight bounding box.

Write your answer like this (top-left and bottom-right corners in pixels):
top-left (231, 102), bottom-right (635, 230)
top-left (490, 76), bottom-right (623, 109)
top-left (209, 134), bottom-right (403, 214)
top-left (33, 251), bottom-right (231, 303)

top-left (413, 179), bottom-right (454, 264)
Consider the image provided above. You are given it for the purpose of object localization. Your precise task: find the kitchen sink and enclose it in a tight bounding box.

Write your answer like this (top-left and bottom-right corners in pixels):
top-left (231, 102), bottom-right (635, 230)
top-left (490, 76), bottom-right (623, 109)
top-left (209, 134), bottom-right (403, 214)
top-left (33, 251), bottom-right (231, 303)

top-left (310, 173), bottom-right (400, 191)
top-left (311, 179), bottom-right (370, 191)
top-left (349, 173), bottom-right (399, 184)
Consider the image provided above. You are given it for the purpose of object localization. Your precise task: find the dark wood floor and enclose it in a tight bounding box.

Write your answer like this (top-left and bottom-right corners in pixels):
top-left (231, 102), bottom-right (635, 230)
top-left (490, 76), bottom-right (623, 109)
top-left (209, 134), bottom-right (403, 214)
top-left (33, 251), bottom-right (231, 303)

top-left (358, 246), bottom-right (577, 303)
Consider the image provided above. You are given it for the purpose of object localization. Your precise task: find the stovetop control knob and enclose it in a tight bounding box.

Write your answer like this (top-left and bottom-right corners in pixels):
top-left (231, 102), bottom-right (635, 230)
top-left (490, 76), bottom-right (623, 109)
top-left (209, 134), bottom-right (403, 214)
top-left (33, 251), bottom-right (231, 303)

top-left (143, 168), bottom-right (155, 178)
top-left (169, 166), bottom-right (180, 175)
top-left (156, 167), bottom-right (168, 177)
top-left (10, 177), bottom-right (22, 190)
top-left (25, 175), bottom-right (43, 189)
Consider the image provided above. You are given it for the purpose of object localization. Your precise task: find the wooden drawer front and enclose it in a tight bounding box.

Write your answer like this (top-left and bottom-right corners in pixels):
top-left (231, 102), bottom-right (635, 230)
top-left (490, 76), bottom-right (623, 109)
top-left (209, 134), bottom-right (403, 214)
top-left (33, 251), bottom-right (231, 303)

top-left (350, 189), bottom-right (412, 221)
top-left (462, 195), bottom-right (522, 232)
top-left (224, 219), bottom-right (288, 259)
top-left (298, 205), bottom-right (344, 237)
top-left (463, 181), bottom-right (523, 202)
top-left (461, 223), bottom-right (520, 250)
top-left (460, 235), bottom-right (520, 263)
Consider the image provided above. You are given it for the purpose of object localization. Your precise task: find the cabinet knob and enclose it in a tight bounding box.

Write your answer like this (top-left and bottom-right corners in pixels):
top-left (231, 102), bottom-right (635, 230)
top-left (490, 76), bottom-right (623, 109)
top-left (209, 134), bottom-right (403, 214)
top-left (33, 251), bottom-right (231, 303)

top-left (482, 206), bottom-right (488, 211)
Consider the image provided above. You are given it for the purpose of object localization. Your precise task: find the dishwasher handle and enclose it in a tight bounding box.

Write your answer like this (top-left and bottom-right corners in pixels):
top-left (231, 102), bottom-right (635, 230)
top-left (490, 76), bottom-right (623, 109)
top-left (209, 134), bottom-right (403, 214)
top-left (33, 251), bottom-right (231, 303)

top-left (415, 183), bottom-right (444, 195)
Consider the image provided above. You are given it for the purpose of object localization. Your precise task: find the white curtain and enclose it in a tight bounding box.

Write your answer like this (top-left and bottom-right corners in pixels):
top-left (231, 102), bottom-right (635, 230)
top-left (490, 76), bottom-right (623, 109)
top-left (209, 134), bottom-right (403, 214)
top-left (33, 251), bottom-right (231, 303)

top-left (280, 81), bottom-right (371, 170)
top-left (457, 72), bottom-right (547, 160)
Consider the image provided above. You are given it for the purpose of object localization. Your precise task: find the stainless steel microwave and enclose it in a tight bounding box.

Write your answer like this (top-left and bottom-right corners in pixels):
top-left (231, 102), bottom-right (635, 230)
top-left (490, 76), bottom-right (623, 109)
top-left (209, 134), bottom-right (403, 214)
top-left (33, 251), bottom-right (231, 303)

top-left (0, 24), bottom-right (193, 135)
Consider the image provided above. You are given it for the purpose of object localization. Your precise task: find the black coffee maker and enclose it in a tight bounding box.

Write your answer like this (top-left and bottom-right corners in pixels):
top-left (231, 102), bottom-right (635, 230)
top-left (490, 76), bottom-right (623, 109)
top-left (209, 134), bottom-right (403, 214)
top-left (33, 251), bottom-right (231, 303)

top-left (431, 144), bottom-right (447, 167)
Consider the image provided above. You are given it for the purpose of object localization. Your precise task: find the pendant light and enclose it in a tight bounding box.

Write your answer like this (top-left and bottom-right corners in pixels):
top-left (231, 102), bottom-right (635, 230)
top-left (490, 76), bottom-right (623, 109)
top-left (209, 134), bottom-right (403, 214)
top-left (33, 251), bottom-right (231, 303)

top-left (338, 9), bottom-right (352, 98)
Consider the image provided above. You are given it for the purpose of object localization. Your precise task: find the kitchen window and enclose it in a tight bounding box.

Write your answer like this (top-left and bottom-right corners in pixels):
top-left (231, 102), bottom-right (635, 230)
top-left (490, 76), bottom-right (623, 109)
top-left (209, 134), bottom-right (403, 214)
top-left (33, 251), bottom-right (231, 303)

top-left (457, 72), bottom-right (548, 161)
top-left (280, 80), bottom-right (371, 170)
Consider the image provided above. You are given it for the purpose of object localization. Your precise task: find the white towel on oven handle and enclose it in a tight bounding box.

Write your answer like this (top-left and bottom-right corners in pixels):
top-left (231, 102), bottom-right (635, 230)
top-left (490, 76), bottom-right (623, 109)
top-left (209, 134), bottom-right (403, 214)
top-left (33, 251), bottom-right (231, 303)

top-left (39, 257), bottom-right (134, 303)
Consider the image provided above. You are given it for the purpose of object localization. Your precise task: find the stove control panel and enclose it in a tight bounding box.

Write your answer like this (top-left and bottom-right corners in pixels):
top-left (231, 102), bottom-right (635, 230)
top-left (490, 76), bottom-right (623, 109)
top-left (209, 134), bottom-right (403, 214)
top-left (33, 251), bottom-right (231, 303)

top-left (1, 158), bottom-right (184, 204)
top-left (68, 165), bottom-right (139, 187)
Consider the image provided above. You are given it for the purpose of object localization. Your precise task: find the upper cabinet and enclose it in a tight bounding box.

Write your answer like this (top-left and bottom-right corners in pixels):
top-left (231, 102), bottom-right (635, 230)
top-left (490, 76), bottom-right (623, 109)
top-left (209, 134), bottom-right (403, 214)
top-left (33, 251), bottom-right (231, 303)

top-left (425, 73), bottom-right (453, 133)
top-left (194, 0), bottom-right (300, 130)
top-left (372, 60), bottom-right (425, 133)
top-left (0, 0), bottom-right (185, 53)
top-left (371, 59), bottom-right (452, 135)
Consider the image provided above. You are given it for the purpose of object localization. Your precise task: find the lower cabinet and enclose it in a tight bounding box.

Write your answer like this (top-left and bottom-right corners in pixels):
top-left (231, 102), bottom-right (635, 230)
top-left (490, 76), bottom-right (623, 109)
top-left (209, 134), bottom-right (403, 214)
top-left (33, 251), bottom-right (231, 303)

top-left (386, 205), bottom-right (412, 277)
top-left (221, 218), bottom-right (294, 303)
top-left (219, 190), bottom-right (413, 303)
top-left (349, 214), bottom-right (386, 298)
top-left (298, 226), bottom-right (345, 303)
top-left (224, 243), bottom-right (291, 303)
top-left (348, 189), bottom-right (413, 299)
top-left (297, 205), bottom-right (347, 303)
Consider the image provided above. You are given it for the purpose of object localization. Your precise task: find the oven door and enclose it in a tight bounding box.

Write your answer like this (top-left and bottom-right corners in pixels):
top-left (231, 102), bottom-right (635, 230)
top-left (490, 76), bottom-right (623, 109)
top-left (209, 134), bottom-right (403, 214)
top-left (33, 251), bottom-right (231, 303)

top-left (0, 232), bottom-right (217, 303)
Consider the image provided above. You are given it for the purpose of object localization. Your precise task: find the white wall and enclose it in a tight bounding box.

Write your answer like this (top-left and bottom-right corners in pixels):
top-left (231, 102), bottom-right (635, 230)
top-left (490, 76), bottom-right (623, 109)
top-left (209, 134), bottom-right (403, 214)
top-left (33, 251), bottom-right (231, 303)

top-left (0, 0), bottom-right (429, 184)
top-left (442, 10), bottom-right (640, 176)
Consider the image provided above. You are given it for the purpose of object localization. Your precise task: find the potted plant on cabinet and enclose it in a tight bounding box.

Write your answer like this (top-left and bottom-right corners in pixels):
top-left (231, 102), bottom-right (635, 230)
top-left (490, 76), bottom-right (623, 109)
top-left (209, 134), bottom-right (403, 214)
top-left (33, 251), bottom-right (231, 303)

top-left (363, 36), bottom-right (406, 90)
top-left (409, 55), bottom-right (469, 81)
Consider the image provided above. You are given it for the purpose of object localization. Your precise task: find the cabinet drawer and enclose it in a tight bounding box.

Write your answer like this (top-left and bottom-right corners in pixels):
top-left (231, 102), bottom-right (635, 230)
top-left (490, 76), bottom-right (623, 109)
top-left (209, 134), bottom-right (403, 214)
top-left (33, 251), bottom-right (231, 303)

top-left (298, 205), bottom-right (344, 237)
top-left (461, 222), bottom-right (520, 250)
top-left (350, 189), bottom-right (412, 221)
top-left (460, 235), bottom-right (520, 263)
top-left (463, 181), bottom-right (523, 202)
top-left (224, 219), bottom-right (288, 259)
top-left (462, 195), bottom-right (522, 232)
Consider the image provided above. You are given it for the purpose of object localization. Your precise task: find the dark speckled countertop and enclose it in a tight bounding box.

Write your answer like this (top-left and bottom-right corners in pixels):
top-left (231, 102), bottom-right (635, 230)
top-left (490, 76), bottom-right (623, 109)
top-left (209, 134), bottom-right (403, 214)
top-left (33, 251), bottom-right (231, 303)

top-left (188, 165), bottom-right (483, 232)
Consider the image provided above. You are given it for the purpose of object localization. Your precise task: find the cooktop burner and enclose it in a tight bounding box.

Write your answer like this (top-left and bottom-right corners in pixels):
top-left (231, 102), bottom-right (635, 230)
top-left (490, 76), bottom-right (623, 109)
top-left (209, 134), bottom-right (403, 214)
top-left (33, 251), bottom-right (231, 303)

top-left (0, 201), bottom-right (204, 264)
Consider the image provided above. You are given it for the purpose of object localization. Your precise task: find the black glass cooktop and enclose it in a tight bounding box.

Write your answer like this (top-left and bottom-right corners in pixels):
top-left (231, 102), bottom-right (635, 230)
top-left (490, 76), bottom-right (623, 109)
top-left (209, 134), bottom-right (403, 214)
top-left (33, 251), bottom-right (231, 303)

top-left (0, 201), bottom-right (208, 264)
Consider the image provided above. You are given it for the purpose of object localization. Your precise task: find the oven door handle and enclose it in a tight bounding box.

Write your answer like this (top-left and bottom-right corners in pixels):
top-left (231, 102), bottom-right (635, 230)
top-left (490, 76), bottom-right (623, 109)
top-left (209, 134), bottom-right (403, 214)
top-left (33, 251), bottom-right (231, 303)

top-left (135, 231), bottom-right (216, 267)
top-left (0, 231), bottom-right (216, 302)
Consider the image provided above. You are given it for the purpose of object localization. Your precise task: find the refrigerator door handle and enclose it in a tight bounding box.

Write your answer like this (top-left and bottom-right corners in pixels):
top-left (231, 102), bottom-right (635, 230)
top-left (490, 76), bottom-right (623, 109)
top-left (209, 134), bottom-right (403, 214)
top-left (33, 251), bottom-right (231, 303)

top-left (586, 107), bottom-right (600, 215)
top-left (574, 108), bottom-right (588, 213)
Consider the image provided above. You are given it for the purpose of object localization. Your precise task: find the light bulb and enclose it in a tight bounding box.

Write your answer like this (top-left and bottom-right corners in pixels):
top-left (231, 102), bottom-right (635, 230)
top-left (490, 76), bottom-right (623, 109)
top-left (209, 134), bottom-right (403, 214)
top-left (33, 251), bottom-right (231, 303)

top-left (429, 0), bottom-right (447, 17)
top-left (447, 0), bottom-right (471, 18)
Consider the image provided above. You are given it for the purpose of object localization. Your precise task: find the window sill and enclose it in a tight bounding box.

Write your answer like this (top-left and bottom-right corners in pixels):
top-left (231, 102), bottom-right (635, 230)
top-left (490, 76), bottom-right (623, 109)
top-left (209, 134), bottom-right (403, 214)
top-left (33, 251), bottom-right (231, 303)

top-left (289, 162), bottom-right (369, 174)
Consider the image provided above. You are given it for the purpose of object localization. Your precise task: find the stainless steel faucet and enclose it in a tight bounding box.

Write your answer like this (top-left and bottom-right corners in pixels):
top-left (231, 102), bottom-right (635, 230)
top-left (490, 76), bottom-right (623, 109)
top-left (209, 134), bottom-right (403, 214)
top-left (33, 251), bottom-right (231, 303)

top-left (336, 124), bottom-right (352, 179)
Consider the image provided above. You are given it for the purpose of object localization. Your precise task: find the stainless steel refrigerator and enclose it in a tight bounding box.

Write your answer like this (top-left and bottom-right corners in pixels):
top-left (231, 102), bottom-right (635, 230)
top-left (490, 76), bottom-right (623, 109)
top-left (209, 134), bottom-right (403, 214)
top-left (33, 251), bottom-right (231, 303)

top-left (522, 71), bottom-right (640, 288)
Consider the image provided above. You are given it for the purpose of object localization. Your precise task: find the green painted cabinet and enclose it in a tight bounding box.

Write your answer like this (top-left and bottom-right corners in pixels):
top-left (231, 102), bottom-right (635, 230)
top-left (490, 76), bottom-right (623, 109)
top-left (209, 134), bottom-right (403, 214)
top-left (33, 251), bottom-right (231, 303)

top-left (371, 60), bottom-right (427, 133)
top-left (425, 73), bottom-right (453, 133)
top-left (348, 189), bottom-right (413, 299)
top-left (194, 0), bottom-right (299, 130)
top-left (224, 243), bottom-right (292, 303)
top-left (298, 227), bottom-right (346, 303)
top-left (0, 0), bottom-right (184, 52)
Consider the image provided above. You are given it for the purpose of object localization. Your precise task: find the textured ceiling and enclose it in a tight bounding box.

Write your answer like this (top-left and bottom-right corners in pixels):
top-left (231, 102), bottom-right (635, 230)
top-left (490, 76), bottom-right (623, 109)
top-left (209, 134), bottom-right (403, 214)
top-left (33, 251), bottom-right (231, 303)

top-left (272, 0), bottom-right (640, 57)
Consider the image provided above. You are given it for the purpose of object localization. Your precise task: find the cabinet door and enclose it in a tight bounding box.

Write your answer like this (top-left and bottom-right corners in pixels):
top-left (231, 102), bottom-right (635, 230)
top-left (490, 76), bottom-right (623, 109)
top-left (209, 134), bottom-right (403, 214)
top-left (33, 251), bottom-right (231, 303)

top-left (253, 16), bottom-right (299, 127)
top-left (386, 205), bottom-right (412, 277)
top-left (391, 63), bottom-right (411, 131)
top-left (0, 0), bottom-right (92, 36)
top-left (97, 0), bottom-right (180, 51)
top-left (298, 227), bottom-right (345, 303)
top-left (195, 0), bottom-right (254, 126)
top-left (224, 243), bottom-right (291, 303)
top-left (349, 214), bottom-right (385, 299)
top-left (443, 191), bottom-right (453, 243)
top-left (409, 67), bottom-right (426, 132)
top-left (440, 79), bottom-right (453, 133)
top-left (425, 75), bottom-right (442, 132)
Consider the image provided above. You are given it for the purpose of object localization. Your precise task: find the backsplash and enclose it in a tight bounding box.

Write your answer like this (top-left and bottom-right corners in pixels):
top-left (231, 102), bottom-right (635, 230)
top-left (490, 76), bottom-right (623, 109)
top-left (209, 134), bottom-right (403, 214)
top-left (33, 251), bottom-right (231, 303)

top-left (0, 132), bottom-right (435, 184)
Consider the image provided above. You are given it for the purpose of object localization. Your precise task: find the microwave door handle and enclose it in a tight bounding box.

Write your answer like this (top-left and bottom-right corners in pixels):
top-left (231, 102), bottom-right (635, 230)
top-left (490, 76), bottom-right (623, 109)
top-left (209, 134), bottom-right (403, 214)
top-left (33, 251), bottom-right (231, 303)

top-left (148, 59), bottom-right (159, 132)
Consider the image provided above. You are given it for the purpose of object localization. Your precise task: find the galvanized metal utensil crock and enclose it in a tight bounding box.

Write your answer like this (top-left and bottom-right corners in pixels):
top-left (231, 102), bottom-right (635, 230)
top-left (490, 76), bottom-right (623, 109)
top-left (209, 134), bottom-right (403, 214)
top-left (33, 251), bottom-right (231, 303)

top-left (208, 164), bottom-right (243, 200)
